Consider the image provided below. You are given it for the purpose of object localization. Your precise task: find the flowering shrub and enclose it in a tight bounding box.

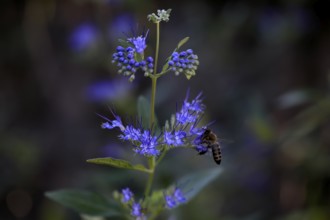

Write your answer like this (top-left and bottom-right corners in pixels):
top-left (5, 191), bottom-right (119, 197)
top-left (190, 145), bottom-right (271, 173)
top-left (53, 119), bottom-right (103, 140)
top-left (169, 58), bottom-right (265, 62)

top-left (46, 9), bottom-right (222, 220)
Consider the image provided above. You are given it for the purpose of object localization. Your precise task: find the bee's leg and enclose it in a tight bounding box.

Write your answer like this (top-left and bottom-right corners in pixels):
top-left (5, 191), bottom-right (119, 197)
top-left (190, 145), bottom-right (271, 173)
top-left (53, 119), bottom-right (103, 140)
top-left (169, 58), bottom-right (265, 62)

top-left (198, 150), bottom-right (208, 155)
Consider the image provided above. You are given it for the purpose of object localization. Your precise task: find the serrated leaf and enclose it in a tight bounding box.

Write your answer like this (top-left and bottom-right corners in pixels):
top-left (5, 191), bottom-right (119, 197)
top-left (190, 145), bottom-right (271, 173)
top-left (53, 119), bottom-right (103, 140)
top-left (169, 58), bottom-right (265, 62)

top-left (45, 189), bottom-right (122, 217)
top-left (174, 167), bottom-right (222, 202)
top-left (87, 157), bottom-right (151, 173)
top-left (137, 96), bottom-right (151, 128)
top-left (176, 37), bottom-right (189, 50)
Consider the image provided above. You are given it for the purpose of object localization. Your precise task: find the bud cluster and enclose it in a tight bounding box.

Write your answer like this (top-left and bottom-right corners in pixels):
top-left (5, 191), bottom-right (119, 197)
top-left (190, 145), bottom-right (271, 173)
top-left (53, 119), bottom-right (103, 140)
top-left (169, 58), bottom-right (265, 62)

top-left (168, 49), bottom-right (199, 79)
top-left (147, 9), bottom-right (172, 23)
top-left (112, 46), bottom-right (154, 81)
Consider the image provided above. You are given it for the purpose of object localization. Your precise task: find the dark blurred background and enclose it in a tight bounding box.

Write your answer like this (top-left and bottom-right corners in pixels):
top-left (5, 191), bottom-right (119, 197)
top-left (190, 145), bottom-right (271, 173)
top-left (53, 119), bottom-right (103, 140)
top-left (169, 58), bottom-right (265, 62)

top-left (1, 0), bottom-right (330, 219)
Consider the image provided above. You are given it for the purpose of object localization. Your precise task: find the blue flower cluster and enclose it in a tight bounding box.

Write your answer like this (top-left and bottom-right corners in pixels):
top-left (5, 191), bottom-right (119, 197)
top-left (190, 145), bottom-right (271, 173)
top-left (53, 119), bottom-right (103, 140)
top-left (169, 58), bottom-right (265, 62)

top-left (164, 188), bottom-right (186, 209)
top-left (120, 188), bottom-right (145, 219)
top-left (102, 116), bottom-right (160, 157)
top-left (162, 92), bottom-right (206, 150)
top-left (101, 92), bottom-right (208, 156)
top-left (168, 49), bottom-right (199, 79)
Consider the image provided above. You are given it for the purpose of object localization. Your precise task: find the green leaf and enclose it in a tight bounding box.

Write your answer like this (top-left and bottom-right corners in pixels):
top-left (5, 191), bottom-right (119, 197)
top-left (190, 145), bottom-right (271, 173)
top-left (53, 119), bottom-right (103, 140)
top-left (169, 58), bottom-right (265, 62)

top-left (45, 189), bottom-right (122, 217)
top-left (143, 189), bottom-right (165, 217)
top-left (160, 37), bottom-right (190, 74)
top-left (135, 52), bottom-right (144, 62)
top-left (161, 61), bottom-right (169, 73)
top-left (175, 167), bottom-right (222, 202)
top-left (137, 95), bottom-right (151, 128)
top-left (176, 37), bottom-right (190, 50)
top-left (87, 157), bottom-right (151, 173)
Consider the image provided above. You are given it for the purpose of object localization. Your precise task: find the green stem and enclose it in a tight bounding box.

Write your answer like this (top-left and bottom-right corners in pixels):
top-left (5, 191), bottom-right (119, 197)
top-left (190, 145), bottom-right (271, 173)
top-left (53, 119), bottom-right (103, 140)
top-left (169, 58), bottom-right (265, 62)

top-left (149, 22), bottom-right (160, 130)
top-left (150, 76), bottom-right (157, 129)
top-left (156, 147), bottom-right (167, 165)
top-left (153, 22), bottom-right (160, 77)
top-left (144, 157), bottom-right (155, 197)
top-left (145, 22), bottom-right (161, 198)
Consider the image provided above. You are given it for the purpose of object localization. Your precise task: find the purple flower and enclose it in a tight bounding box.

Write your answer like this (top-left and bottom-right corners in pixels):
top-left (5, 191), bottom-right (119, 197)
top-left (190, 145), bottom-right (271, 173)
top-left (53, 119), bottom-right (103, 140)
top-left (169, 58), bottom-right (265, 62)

top-left (131, 202), bottom-right (143, 217)
top-left (161, 91), bottom-right (209, 150)
top-left (176, 92), bottom-right (204, 126)
top-left (164, 188), bottom-right (186, 209)
top-left (100, 112), bottom-right (160, 157)
top-left (173, 131), bottom-right (186, 146)
top-left (121, 188), bottom-right (133, 203)
top-left (100, 114), bottom-right (125, 131)
top-left (184, 92), bottom-right (204, 112)
top-left (134, 130), bottom-right (160, 156)
top-left (165, 195), bottom-right (177, 209)
top-left (176, 109), bottom-right (198, 125)
top-left (119, 125), bottom-right (141, 141)
top-left (174, 188), bottom-right (186, 203)
top-left (163, 130), bottom-right (186, 147)
top-left (127, 30), bottom-right (149, 54)
top-left (164, 131), bottom-right (175, 145)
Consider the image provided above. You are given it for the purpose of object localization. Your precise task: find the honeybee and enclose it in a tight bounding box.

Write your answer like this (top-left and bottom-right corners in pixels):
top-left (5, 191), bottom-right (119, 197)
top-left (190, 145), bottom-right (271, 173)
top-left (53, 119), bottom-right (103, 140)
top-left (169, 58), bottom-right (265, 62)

top-left (198, 128), bottom-right (222, 165)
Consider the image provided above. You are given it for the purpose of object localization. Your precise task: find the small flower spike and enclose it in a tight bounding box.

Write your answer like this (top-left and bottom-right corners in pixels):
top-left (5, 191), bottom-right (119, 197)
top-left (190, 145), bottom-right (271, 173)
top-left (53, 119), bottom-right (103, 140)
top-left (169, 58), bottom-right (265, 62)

top-left (175, 92), bottom-right (205, 126)
top-left (168, 49), bottom-right (199, 79)
top-left (148, 9), bottom-right (172, 23)
top-left (161, 91), bottom-right (208, 149)
top-left (121, 188), bottom-right (134, 203)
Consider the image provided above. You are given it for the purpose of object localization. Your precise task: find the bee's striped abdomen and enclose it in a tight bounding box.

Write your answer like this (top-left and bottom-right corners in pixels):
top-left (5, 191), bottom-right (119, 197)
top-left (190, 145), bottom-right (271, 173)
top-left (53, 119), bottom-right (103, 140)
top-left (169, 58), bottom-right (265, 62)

top-left (211, 143), bottom-right (222, 165)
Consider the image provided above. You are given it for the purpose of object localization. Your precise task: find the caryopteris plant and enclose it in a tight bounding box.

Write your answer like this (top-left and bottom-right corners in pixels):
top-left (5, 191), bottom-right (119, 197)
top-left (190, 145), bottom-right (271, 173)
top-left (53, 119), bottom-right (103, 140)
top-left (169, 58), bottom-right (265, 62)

top-left (46, 9), bottom-right (222, 220)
